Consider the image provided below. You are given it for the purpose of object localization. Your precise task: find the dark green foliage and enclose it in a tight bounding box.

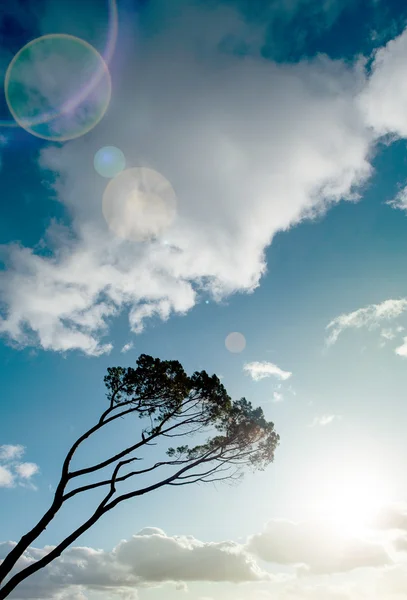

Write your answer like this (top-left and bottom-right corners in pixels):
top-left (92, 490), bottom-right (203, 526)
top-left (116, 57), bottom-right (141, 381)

top-left (104, 354), bottom-right (279, 476)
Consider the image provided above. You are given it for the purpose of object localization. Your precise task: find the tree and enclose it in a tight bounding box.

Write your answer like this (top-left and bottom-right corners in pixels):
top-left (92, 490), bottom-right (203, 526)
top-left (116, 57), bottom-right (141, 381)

top-left (0, 354), bottom-right (279, 599)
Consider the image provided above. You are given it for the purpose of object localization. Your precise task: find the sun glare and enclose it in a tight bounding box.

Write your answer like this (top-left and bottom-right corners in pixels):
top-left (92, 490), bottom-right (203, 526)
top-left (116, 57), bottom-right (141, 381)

top-left (302, 460), bottom-right (392, 536)
top-left (318, 473), bottom-right (387, 535)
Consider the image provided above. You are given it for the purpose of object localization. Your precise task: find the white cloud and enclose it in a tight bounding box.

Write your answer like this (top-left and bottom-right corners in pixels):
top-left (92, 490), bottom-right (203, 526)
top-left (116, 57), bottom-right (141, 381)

top-left (5, 3), bottom-right (407, 357)
top-left (387, 185), bottom-right (407, 212)
top-left (0, 444), bottom-right (39, 489)
top-left (247, 519), bottom-right (390, 574)
top-left (244, 361), bottom-right (292, 382)
top-left (0, 1), bottom-right (377, 355)
top-left (0, 528), bottom-right (271, 599)
top-left (15, 462), bottom-right (40, 479)
top-left (120, 342), bottom-right (134, 353)
top-left (115, 528), bottom-right (270, 583)
top-left (1, 519), bottom-right (403, 599)
top-left (0, 465), bottom-right (14, 488)
top-left (310, 414), bottom-right (341, 427)
top-left (358, 26), bottom-right (407, 139)
top-left (326, 298), bottom-right (407, 346)
top-left (273, 391), bottom-right (284, 402)
top-left (394, 337), bottom-right (407, 357)
top-left (0, 444), bottom-right (25, 461)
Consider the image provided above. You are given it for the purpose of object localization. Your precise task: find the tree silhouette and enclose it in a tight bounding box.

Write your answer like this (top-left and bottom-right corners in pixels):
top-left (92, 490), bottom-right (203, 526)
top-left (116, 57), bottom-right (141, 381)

top-left (0, 354), bottom-right (279, 599)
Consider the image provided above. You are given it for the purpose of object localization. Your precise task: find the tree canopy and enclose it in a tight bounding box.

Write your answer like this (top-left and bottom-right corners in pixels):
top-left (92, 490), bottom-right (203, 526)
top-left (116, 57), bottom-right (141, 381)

top-left (0, 354), bottom-right (279, 599)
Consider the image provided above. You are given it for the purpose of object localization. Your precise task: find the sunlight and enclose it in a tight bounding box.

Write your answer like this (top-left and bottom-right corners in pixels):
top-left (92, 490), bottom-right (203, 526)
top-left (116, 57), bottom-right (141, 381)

top-left (311, 469), bottom-right (390, 536)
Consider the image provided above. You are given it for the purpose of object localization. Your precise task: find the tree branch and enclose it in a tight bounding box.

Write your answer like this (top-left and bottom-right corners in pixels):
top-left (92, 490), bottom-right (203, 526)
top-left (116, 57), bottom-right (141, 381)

top-left (63, 458), bottom-right (191, 501)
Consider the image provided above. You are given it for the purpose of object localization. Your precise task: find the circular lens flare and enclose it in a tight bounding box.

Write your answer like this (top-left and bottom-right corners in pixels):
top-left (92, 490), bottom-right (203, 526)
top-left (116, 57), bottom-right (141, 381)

top-left (94, 146), bottom-right (126, 178)
top-left (225, 332), bottom-right (246, 353)
top-left (0, 0), bottom-right (118, 130)
top-left (5, 34), bottom-right (111, 141)
top-left (102, 167), bottom-right (178, 242)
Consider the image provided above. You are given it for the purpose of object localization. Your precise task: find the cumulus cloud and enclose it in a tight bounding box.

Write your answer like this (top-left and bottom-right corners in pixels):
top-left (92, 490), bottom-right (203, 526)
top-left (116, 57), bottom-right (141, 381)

top-left (244, 361), bottom-right (292, 381)
top-left (5, 2), bottom-right (407, 356)
top-left (0, 528), bottom-right (270, 599)
top-left (325, 298), bottom-right (407, 346)
top-left (0, 0), bottom-right (379, 355)
top-left (246, 519), bottom-right (390, 574)
top-left (114, 528), bottom-right (269, 583)
top-left (358, 26), bottom-right (407, 139)
top-left (0, 444), bottom-right (39, 488)
top-left (15, 462), bottom-right (40, 479)
top-left (309, 414), bottom-right (341, 427)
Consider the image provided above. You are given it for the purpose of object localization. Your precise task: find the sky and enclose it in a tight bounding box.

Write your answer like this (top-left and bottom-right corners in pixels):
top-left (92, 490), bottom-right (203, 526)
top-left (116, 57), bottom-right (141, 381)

top-left (3, 0), bottom-right (407, 598)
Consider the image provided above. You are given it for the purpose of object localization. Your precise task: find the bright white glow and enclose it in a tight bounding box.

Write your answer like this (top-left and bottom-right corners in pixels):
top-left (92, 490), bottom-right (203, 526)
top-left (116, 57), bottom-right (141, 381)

top-left (308, 467), bottom-right (390, 536)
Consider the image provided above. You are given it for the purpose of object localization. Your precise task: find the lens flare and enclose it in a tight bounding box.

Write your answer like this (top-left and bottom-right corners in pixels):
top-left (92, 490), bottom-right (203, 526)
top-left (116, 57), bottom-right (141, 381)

top-left (94, 146), bottom-right (126, 178)
top-left (225, 332), bottom-right (246, 353)
top-left (4, 34), bottom-right (111, 141)
top-left (102, 167), bottom-right (177, 242)
top-left (0, 0), bottom-right (118, 131)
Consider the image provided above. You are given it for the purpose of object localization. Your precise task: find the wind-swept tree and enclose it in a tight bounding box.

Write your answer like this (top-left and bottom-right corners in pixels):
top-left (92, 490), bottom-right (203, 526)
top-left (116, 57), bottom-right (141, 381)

top-left (0, 354), bottom-right (279, 599)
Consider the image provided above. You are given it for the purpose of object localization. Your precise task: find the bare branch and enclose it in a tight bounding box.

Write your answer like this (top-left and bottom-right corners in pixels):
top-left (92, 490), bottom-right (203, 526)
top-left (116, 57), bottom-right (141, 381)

top-left (102, 445), bottom-right (222, 512)
top-left (63, 458), bottom-right (192, 501)
top-left (68, 410), bottom-right (207, 480)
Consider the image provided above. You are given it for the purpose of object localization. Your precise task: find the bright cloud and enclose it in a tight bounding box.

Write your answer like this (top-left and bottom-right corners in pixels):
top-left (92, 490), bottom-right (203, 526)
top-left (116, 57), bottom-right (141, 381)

top-left (0, 528), bottom-right (271, 599)
top-left (244, 361), bottom-right (292, 381)
top-left (394, 337), bottom-right (407, 357)
top-left (246, 519), bottom-right (390, 574)
top-left (0, 465), bottom-right (14, 488)
top-left (15, 462), bottom-right (40, 479)
top-left (0, 444), bottom-right (39, 488)
top-left (4, 6), bottom-right (407, 356)
top-left (1, 519), bottom-right (404, 599)
top-left (326, 298), bottom-right (407, 346)
top-left (0, 1), bottom-right (378, 356)
top-left (358, 25), bottom-right (407, 139)
top-left (115, 528), bottom-right (270, 583)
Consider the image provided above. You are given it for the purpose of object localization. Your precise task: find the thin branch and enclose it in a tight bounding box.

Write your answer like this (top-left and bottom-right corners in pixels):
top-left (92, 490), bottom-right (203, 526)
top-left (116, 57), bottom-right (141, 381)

top-left (68, 410), bottom-right (208, 479)
top-left (63, 458), bottom-right (191, 501)
top-left (174, 464), bottom-right (230, 481)
top-left (102, 445), bottom-right (222, 512)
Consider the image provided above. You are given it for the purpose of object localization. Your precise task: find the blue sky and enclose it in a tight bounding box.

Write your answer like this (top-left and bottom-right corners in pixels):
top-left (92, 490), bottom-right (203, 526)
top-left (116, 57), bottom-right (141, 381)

top-left (2, 0), bottom-right (407, 599)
